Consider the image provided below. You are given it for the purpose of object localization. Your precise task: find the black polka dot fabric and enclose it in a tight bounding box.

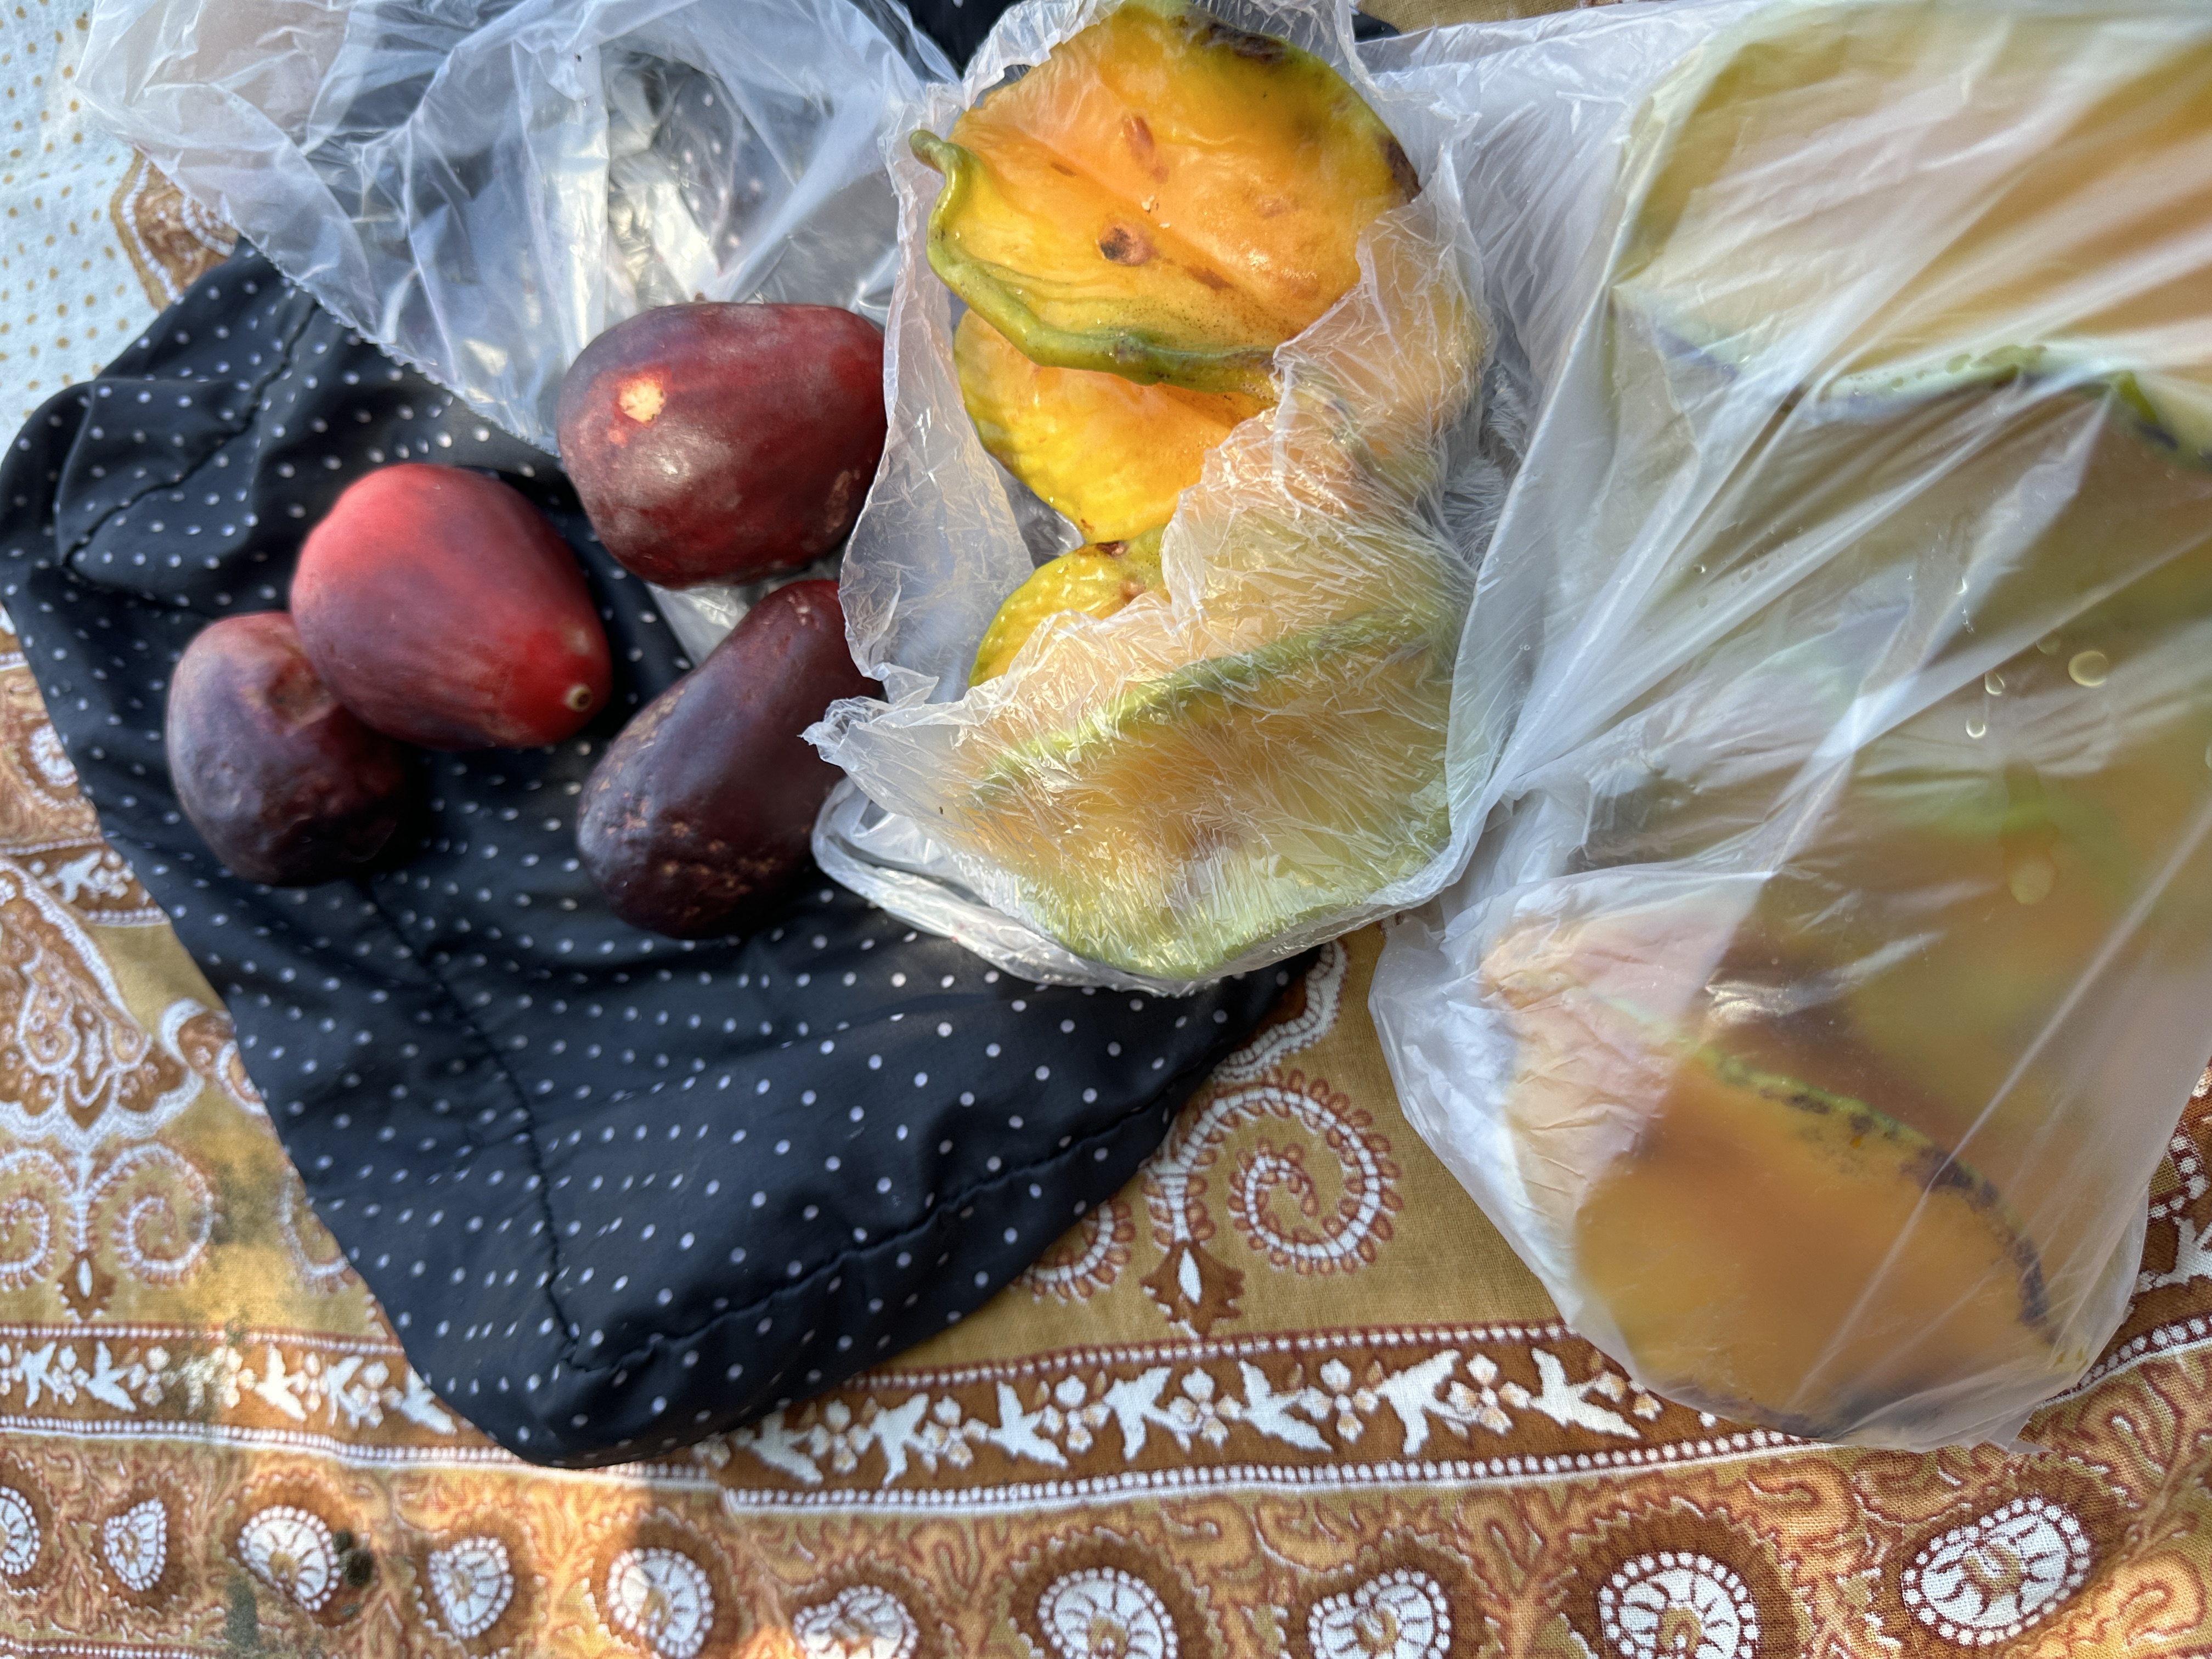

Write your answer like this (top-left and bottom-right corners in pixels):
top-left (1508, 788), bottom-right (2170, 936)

top-left (0, 245), bottom-right (1302, 1468)
top-left (902, 0), bottom-right (1396, 82)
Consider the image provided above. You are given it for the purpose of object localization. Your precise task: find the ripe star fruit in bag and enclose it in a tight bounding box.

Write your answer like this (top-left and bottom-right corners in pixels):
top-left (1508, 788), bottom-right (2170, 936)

top-left (1615, 0), bottom-right (2212, 456)
top-left (1485, 397), bottom-right (2212, 1437)
top-left (953, 317), bottom-right (1265, 546)
top-left (1465, 1), bottom-right (2212, 1442)
top-left (911, 0), bottom-right (1417, 402)
top-left (964, 482), bottom-right (1469, 979)
top-left (912, 0), bottom-right (1421, 654)
top-left (885, 0), bottom-right (1476, 981)
top-left (1482, 905), bottom-right (2057, 1436)
top-left (968, 527), bottom-right (1165, 686)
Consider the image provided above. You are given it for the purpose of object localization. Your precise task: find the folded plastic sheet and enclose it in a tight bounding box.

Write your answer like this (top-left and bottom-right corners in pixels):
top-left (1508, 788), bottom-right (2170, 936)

top-left (1369, 0), bottom-right (2212, 1448)
top-left (811, 0), bottom-right (1514, 992)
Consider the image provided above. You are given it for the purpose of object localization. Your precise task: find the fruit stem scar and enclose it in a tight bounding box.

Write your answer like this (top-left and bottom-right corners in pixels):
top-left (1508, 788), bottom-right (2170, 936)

top-left (565, 684), bottom-right (596, 712)
top-left (1099, 225), bottom-right (1153, 266)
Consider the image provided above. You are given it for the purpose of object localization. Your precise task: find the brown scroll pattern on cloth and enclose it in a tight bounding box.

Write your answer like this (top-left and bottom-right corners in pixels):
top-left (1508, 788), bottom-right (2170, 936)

top-left (3, 537), bottom-right (2212, 1647)
top-left (107, 151), bottom-right (235, 312)
top-left (5, 2), bottom-right (2203, 1649)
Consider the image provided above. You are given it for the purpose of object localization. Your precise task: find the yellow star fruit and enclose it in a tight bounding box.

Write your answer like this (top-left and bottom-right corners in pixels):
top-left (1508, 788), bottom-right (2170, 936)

top-left (899, 0), bottom-right (1477, 979)
top-left (954, 315), bottom-right (1263, 545)
top-left (1617, 0), bottom-right (2212, 454)
top-left (1483, 907), bottom-right (2062, 1440)
top-left (912, 0), bottom-right (1417, 400)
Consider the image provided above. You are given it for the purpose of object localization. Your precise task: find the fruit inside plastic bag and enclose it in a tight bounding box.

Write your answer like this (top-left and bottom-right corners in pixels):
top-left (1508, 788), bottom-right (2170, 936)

top-left (911, 0), bottom-right (1418, 399)
top-left (815, 0), bottom-right (1494, 990)
top-left (1372, 0), bottom-right (2212, 1448)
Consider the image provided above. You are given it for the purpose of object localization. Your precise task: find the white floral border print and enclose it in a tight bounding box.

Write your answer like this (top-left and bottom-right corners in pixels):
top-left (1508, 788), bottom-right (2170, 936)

top-left (0, 1325), bottom-right (460, 1447)
top-left (690, 1318), bottom-right (2212, 1508)
top-left (8, 1294), bottom-right (2212, 1494)
top-left (713, 1324), bottom-right (1680, 1496)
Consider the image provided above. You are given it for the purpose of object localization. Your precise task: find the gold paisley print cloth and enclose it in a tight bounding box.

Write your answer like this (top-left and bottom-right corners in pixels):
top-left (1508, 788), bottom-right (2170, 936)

top-left (1, 577), bottom-right (2210, 1657)
top-left (12, 0), bottom-right (2212, 1654)
top-left (0, 0), bottom-right (232, 432)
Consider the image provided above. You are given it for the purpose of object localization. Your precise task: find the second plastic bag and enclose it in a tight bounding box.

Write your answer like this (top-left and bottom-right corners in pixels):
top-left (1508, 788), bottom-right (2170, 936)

top-left (1371, 0), bottom-right (2212, 1448)
top-left (810, 0), bottom-right (1507, 992)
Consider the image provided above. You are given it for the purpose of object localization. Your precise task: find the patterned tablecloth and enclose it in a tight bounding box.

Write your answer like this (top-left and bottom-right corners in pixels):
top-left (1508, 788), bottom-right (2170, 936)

top-left (8, 2), bottom-right (2212, 1655)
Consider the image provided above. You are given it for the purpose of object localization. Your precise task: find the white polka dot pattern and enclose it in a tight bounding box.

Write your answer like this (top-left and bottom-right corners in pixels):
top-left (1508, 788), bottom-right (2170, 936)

top-left (0, 245), bottom-right (1300, 1466)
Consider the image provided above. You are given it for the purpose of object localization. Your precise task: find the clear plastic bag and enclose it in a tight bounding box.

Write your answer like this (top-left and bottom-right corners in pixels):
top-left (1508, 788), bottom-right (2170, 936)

top-left (810, 0), bottom-right (1512, 993)
top-left (79, 0), bottom-right (953, 651)
top-left (1369, 0), bottom-right (2212, 1448)
top-left (81, 0), bottom-right (951, 453)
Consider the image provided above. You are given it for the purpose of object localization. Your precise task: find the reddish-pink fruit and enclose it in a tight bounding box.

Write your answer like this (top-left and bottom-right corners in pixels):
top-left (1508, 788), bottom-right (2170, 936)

top-left (578, 579), bottom-right (877, 938)
top-left (555, 302), bottom-right (887, 589)
top-left (292, 465), bottom-right (612, 750)
top-left (166, 611), bottom-right (420, 885)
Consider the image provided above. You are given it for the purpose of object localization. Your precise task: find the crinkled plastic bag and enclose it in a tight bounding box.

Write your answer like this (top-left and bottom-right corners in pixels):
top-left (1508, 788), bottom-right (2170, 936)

top-left (79, 0), bottom-right (953, 657)
top-left (1369, 0), bottom-right (2212, 1448)
top-left (811, 0), bottom-right (1509, 992)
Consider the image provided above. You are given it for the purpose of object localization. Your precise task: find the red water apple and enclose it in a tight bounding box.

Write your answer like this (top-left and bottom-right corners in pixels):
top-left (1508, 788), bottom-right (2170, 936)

top-left (167, 611), bottom-right (420, 885)
top-left (292, 465), bottom-right (611, 750)
top-left (577, 579), bottom-right (876, 937)
top-left (555, 303), bottom-right (886, 589)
